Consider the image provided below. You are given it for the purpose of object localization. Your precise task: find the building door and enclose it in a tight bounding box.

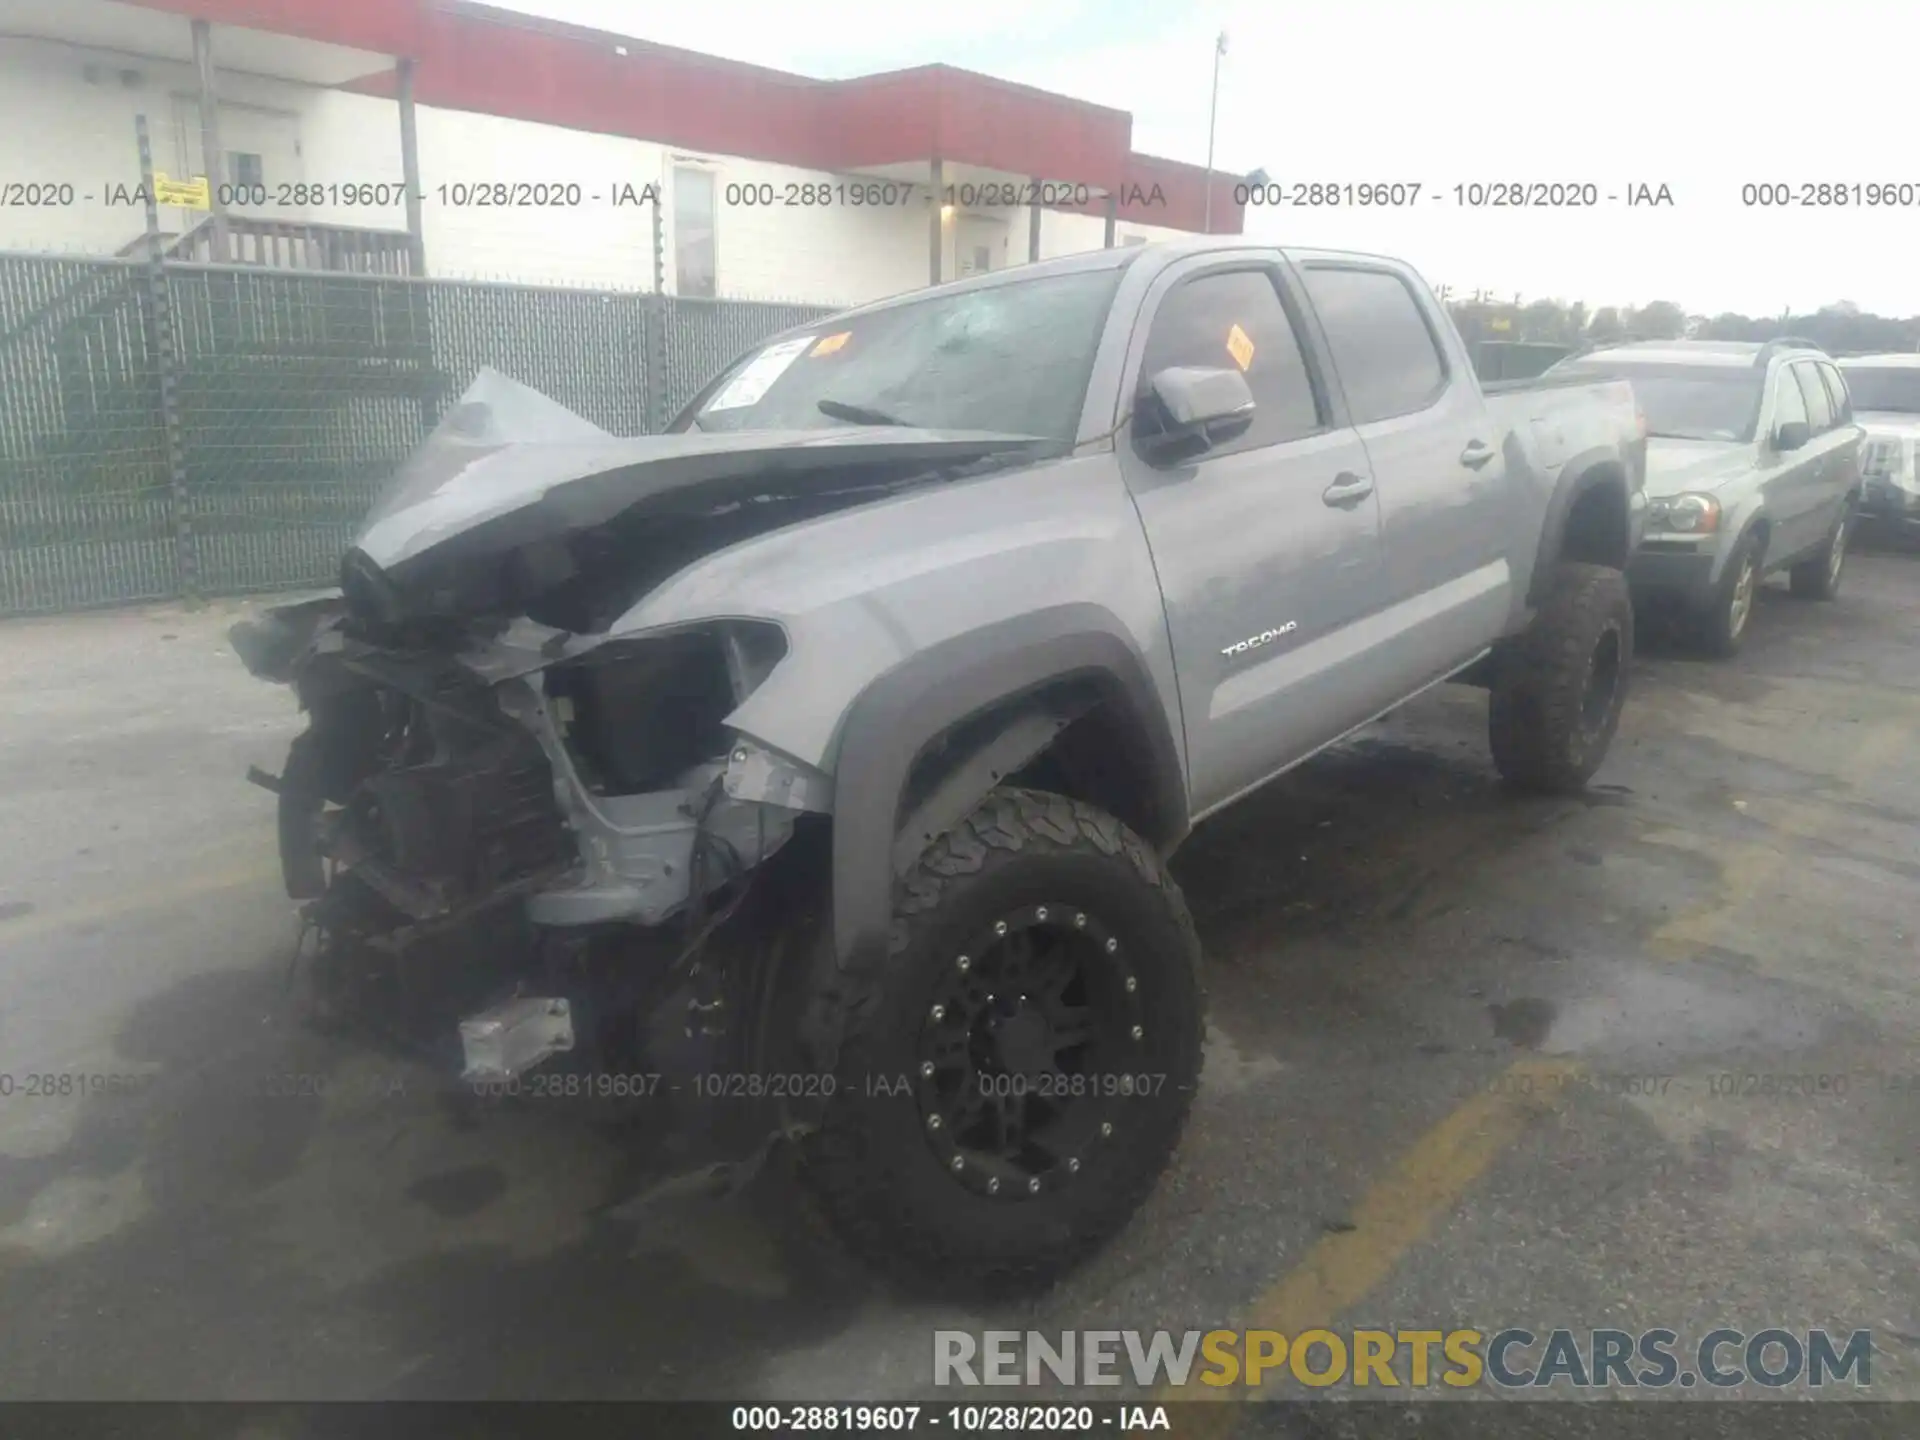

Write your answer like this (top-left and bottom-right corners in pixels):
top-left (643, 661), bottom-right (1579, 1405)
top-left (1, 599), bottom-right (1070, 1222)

top-left (954, 214), bottom-right (1007, 278)
top-left (171, 97), bottom-right (304, 215)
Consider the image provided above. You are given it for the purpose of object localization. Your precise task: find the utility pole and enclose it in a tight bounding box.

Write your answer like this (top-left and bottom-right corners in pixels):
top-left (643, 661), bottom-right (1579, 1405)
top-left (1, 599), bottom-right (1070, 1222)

top-left (191, 19), bottom-right (229, 262)
top-left (1203, 31), bottom-right (1227, 233)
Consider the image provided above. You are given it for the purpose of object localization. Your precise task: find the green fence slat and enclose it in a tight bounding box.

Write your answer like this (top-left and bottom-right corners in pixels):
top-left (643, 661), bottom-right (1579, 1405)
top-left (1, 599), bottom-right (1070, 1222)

top-left (0, 252), bottom-right (835, 614)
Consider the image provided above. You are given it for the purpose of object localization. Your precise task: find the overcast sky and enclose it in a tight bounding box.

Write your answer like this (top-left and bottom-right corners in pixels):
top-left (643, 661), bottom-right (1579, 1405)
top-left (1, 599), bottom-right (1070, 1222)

top-left (497, 0), bottom-right (1917, 317)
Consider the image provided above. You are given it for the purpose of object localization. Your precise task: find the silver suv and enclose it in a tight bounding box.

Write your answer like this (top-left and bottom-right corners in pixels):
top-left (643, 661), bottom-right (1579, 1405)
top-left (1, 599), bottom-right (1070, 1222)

top-left (1548, 340), bottom-right (1862, 656)
top-left (1836, 353), bottom-right (1920, 536)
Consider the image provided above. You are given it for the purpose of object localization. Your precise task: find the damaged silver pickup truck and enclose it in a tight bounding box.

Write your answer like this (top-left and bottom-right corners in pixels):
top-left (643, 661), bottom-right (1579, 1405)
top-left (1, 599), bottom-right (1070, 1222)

top-left (233, 239), bottom-right (1645, 1294)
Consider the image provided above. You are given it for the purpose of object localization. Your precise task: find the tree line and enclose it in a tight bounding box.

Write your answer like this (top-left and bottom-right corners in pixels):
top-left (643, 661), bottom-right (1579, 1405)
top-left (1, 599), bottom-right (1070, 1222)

top-left (1436, 289), bottom-right (1920, 358)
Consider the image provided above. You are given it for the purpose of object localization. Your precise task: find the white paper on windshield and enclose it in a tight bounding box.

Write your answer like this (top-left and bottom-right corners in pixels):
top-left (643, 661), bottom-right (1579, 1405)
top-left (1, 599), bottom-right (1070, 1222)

top-left (705, 336), bottom-right (815, 412)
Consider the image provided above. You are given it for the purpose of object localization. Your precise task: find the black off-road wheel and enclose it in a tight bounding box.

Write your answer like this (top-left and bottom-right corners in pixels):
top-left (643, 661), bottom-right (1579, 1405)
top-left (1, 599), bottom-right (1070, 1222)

top-left (797, 787), bottom-right (1204, 1297)
top-left (1789, 506), bottom-right (1851, 600)
top-left (1489, 562), bottom-right (1633, 794)
top-left (1691, 530), bottom-right (1764, 658)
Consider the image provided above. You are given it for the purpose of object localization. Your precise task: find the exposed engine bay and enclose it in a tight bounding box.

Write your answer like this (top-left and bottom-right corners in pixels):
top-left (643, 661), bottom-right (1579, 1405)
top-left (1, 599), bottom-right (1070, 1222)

top-left (231, 370), bottom-right (1049, 1129)
top-left (240, 596), bottom-right (819, 1100)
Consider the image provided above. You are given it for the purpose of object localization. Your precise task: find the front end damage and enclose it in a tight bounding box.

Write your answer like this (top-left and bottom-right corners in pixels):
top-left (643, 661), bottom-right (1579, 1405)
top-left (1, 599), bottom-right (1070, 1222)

top-left (232, 370), bottom-right (1047, 1169)
top-left (241, 600), bottom-right (827, 1126)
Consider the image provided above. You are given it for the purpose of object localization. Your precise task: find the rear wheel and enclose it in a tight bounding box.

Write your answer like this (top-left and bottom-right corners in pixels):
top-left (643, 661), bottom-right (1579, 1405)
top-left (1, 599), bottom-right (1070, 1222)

top-left (1790, 507), bottom-right (1851, 600)
top-left (797, 787), bottom-right (1204, 1297)
top-left (1489, 562), bottom-right (1633, 794)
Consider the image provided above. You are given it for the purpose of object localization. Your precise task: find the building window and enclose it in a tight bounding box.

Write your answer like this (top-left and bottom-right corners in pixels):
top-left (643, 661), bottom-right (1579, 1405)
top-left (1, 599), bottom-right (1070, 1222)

top-left (228, 151), bottom-right (265, 189)
top-left (674, 166), bottom-right (716, 298)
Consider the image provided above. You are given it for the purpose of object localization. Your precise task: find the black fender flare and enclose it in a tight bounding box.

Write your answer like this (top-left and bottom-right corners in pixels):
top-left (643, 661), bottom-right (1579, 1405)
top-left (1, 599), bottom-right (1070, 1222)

top-left (1527, 450), bottom-right (1631, 605)
top-left (828, 604), bottom-right (1188, 973)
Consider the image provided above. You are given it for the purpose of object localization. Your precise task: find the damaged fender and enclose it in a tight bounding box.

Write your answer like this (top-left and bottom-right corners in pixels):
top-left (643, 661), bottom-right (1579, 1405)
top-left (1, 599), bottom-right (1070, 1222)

top-left (825, 609), bottom-right (1190, 979)
top-left (232, 368), bottom-right (1190, 979)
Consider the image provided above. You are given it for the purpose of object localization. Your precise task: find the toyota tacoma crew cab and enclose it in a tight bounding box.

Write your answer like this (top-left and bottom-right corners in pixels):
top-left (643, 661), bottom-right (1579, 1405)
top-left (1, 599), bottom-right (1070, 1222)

top-left (231, 239), bottom-right (1647, 1294)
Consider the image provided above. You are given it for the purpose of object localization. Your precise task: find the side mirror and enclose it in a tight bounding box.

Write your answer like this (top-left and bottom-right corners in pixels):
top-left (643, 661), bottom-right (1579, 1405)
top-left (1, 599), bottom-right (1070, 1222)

top-left (1137, 366), bottom-right (1255, 462)
top-left (1774, 420), bottom-right (1810, 452)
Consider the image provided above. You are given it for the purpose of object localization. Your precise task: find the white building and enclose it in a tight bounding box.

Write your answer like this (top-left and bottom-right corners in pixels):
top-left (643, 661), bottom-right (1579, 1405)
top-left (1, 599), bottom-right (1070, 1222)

top-left (0, 0), bottom-right (1246, 307)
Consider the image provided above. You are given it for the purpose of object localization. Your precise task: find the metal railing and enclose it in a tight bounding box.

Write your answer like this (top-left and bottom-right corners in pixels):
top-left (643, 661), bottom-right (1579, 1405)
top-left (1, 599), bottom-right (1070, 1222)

top-left (0, 250), bottom-right (834, 614)
top-left (118, 216), bottom-right (418, 276)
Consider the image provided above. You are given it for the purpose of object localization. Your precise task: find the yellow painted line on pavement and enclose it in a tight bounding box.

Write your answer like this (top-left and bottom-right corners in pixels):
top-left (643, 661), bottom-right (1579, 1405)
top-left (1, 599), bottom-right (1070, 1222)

top-left (0, 856), bottom-right (279, 947)
top-left (1157, 1054), bottom-right (1580, 1432)
top-left (1227, 1054), bottom-right (1575, 1326)
top-left (1158, 718), bottom-right (1907, 1433)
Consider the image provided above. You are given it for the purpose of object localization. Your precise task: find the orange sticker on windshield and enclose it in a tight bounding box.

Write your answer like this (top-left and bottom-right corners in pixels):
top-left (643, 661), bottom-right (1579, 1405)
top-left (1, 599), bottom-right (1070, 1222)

top-left (810, 331), bottom-right (852, 357)
top-left (1225, 324), bottom-right (1255, 372)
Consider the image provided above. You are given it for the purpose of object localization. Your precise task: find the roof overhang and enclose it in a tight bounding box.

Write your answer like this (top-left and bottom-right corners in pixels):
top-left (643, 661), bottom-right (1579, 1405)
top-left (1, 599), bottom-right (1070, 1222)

top-left (1, 0), bottom-right (407, 84)
top-left (48, 0), bottom-right (1245, 233)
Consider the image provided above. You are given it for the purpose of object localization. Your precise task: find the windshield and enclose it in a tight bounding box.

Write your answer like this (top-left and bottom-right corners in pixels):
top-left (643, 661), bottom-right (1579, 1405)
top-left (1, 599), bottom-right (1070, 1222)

top-left (676, 268), bottom-right (1122, 441)
top-left (1839, 365), bottom-right (1920, 414)
top-left (1554, 361), bottom-right (1763, 442)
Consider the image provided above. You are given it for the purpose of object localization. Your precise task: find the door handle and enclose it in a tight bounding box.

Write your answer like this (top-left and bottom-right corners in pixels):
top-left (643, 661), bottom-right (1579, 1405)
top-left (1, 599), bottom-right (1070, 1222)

top-left (1460, 439), bottom-right (1496, 469)
top-left (1322, 471), bottom-right (1374, 508)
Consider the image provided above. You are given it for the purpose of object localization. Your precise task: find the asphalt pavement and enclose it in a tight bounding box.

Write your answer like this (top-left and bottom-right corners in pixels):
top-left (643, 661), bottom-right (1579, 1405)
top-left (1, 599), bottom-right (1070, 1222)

top-left (0, 548), bottom-right (1915, 1419)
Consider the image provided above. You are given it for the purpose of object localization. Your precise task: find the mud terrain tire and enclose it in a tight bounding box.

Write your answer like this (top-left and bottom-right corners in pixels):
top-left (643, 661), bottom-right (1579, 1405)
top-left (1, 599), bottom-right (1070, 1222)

top-left (1489, 562), bottom-right (1633, 793)
top-left (797, 787), bottom-right (1204, 1297)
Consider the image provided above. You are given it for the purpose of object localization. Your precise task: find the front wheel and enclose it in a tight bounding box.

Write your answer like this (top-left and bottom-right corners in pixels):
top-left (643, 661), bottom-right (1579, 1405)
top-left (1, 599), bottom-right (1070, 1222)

top-left (797, 788), bottom-right (1204, 1297)
top-left (1691, 531), bottom-right (1764, 658)
top-left (1489, 562), bottom-right (1634, 794)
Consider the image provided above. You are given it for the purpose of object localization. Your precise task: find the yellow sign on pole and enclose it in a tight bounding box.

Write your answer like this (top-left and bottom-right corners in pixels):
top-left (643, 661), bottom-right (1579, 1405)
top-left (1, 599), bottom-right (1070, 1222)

top-left (152, 173), bottom-right (211, 209)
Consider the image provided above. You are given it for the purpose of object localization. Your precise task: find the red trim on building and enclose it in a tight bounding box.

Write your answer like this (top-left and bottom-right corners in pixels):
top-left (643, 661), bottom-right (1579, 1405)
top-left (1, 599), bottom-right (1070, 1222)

top-left (122, 0), bottom-right (1246, 235)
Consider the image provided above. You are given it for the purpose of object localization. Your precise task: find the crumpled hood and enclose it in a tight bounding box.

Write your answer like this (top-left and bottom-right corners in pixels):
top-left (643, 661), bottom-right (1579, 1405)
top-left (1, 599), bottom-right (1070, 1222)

top-left (1641, 437), bottom-right (1753, 497)
top-left (354, 368), bottom-right (1051, 579)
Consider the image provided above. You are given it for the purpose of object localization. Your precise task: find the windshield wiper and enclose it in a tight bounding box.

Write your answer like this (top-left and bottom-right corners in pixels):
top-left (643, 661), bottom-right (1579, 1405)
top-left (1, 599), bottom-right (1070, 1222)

top-left (819, 398), bottom-right (911, 427)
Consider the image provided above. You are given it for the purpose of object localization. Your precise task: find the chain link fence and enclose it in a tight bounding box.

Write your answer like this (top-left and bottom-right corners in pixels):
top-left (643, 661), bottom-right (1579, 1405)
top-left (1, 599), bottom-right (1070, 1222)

top-left (0, 250), bottom-right (833, 615)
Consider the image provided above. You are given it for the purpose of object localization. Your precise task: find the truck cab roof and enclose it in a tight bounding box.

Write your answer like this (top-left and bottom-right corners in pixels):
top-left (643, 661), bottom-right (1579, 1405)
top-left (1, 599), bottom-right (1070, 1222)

top-left (817, 238), bottom-right (1418, 327)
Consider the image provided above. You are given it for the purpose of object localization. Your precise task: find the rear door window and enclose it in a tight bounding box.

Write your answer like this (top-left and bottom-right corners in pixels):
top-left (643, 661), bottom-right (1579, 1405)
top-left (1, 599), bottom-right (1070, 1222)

top-left (1299, 265), bottom-right (1448, 424)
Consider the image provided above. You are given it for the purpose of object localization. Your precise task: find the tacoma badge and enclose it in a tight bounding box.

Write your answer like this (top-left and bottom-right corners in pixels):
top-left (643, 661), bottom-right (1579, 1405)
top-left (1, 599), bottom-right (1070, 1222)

top-left (1221, 622), bottom-right (1298, 658)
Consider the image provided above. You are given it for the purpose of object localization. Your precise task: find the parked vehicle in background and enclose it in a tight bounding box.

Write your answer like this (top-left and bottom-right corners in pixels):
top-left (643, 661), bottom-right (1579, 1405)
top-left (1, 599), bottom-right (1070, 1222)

top-left (230, 239), bottom-right (1646, 1295)
top-left (1547, 340), bottom-right (1862, 656)
top-left (1471, 338), bottom-right (1577, 382)
top-left (1836, 354), bottom-right (1920, 539)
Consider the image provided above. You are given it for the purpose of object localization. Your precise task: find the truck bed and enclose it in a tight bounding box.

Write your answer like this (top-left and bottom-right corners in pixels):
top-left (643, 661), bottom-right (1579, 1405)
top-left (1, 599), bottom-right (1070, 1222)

top-left (1480, 371), bottom-right (1615, 396)
top-left (1482, 374), bottom-right (1640, 428)
top-left (1481, 375), bottom-right (1645, 497)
